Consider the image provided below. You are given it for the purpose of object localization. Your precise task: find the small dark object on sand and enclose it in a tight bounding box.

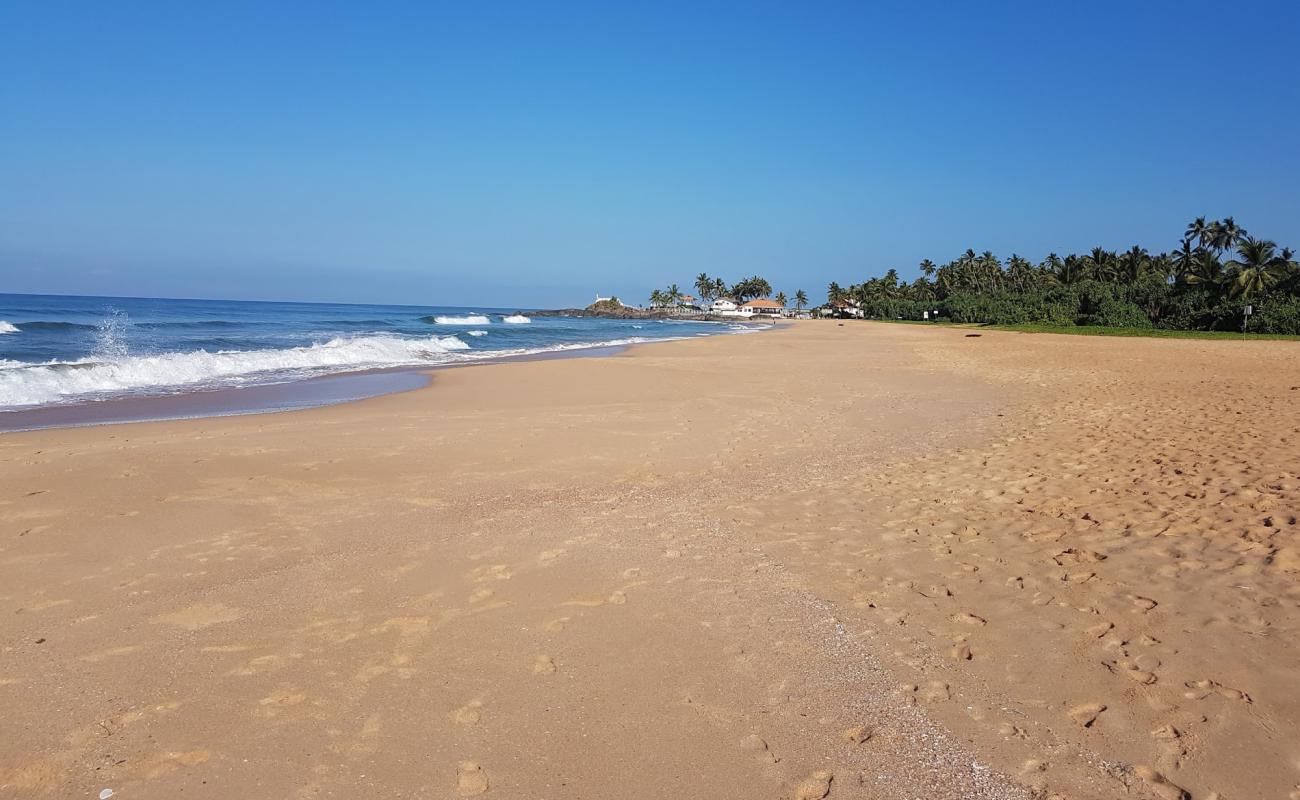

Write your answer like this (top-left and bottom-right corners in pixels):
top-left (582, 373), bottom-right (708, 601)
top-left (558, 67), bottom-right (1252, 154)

top-left (965, 333), bottom-right (982, 338)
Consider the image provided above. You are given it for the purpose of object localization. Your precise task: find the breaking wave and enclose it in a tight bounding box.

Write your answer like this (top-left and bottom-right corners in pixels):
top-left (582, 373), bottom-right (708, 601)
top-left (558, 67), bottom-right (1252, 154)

top-left (426, 314), bottom-right (491, 325)
top-left (0, 334), bottom-right (471, 409)
top-left (0, 321), bottom-right (18, 334)
top-left (502, 314), bottom-right (531, 324)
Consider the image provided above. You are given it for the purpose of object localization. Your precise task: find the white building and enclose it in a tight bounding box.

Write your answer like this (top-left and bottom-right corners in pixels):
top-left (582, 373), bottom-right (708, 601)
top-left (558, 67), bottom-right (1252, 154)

top-left (710, 298), bottom-right (739, 314)
top-left (741, 298), bottom-right (783, 317)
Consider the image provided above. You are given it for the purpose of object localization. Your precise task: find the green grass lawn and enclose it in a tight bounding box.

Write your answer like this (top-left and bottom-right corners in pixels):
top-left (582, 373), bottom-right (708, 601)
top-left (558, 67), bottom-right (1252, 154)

top-left (862, 318), bottom-right (1300, 340)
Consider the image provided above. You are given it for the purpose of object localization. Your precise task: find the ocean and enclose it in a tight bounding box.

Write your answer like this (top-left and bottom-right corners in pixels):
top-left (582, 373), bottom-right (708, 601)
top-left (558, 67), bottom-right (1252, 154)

top-left (0, 294), bottom-right (759, 416)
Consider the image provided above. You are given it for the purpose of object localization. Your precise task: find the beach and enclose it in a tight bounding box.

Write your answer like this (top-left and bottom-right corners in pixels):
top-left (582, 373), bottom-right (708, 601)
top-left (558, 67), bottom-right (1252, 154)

top-left (2, 322), bottom-right (1297, 799)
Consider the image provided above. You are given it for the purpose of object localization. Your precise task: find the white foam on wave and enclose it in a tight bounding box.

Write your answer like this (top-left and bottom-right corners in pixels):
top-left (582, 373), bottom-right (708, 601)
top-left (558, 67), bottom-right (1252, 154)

top-left (467, 330), bottom-right (488, 337)
top-left (0, 334), bottom-right (471, 409)
top-left (502, 314), bottom-right (531, 324)
top-left (434, 315), bottom-right (490, 325)
top-left (0, 321), bottom-right (19, 334)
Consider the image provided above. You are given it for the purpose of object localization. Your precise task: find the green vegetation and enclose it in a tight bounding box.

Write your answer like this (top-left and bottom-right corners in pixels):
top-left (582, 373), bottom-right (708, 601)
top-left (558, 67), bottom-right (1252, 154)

top-left (652, 273), bottom-right (776, 307)
top-left (826, 218), bottom-right (1300, 334)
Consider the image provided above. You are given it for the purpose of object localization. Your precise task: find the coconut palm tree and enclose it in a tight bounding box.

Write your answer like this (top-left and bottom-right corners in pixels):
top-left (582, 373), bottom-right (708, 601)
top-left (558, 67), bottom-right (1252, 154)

top-left (666, 283), bottom-right (682, 305)
top-left (1172, 239), bottom-right (1199, 282)
top-left (1184, 251), bottom-right (1225, 290)
top-left (1086, 247), bottom-right (1119, 282)
top-left (1225, 237), bottom-right (1289, 298)
top-left (649, 289), bottom-right (666, 307)
top-left (1185, 216), bottom-right (1211, 249)
top-left (1119, 246), bottom-right (1150, 283)
top-left (1209, 217), bottom-right (1247, 253)
top-left (775, 291), bottom-right (787, 308)
top-left (694, 273), bottom-right (714, 303)
top-left (919, 259), bottom-right (937, 279)
top-left (794, 290), bottom-right (808, 310)
top-left (827, 282), bottom-right (846, 304)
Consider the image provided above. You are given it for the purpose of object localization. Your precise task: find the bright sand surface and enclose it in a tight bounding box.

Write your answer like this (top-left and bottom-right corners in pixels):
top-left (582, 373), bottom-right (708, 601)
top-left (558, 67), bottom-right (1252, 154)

top-left (1, 322), bottom-right (1297, 799)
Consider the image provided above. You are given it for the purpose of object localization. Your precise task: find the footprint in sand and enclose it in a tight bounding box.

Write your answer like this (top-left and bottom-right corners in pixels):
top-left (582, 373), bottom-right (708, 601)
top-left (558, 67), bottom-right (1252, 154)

top-left (1134, 765), bottom-right (1190, 800)
top-left (543, 617), bottom-right (569, 632)
top-left (1068, 702), bottom-right (1106, 728)
top-left (451, 699), bottom-right (484, 726)
top-left (1183, 679), bottom-right (1251, 703)
top-left (841, 725), bottom-right (873, 745)
top-left (456, 761), bottom-right (490, 796)
top-left (792, 770), bottom-right (833, 800)
top-left (909, 681), bottom-right (951, 704)
top-left (532, 655), bottom-right (557, 675)
top-left (738, 734), bottom-right (778, 763)
top-left (149, 603), bottom-right (243, 631)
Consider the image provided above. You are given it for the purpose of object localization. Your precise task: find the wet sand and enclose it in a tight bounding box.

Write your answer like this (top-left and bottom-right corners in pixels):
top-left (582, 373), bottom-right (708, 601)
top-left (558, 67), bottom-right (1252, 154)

top-left (1, 322), bottom-right (1296, 799)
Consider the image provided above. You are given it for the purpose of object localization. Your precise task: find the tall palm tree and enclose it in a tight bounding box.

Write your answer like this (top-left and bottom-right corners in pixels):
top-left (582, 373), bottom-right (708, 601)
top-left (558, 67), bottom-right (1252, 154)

top-left (775, 291), bottom-right (787, 308)
top-left (713, 277), bottom-right (727, 300)
top-left (694, 273), bottom-right (714, 302)
top-left (794, 290), bottom-right (808, 310)
top-left (1209, 217), bottom-right (1247, 253)
top-left (666, 283), bottom-right (682, 305)
top-left (827, 282), bottom-right (846, 304)
top-left (919, 259), bottom-right (937, 279)
top-left (649, 289), bottom-right (666, 307)
top-left (1172, 239), bottom-right (1199, 282)
top-left (1225, 237), bottom-right (1289, 298)
top-left (1185, 216), bottom-right (1211, 249)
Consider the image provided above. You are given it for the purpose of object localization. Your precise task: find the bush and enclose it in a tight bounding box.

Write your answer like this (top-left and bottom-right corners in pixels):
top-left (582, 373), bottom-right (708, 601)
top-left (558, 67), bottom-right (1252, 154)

top-left (1083, 299), bottom-right (1152, 328)
top-left (1248, 297), bottom-right (1300, 334)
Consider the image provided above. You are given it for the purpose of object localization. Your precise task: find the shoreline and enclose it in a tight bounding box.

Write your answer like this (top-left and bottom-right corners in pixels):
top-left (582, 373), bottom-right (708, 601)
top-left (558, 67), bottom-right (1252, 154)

top-left (0, 342), bottom-right (632, 434)
top-left (0, 326), bottom-right (766, 433)
top-left (2, 322), bottom-right (1295, 799)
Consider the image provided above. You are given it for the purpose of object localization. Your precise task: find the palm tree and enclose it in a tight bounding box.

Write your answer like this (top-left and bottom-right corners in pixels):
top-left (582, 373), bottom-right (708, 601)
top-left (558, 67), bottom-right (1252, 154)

top-left (827, 281), bottom-right (846, 304)
top-left (694, 273), bottom-right (714, 303)
top-left (1172, 239), bottom-right (1199, 282)
top-left (666, 283), bottom-right (682, 305)
top-left (1086, 247), bottom-right (1119, 282)
top-left (919, 259), bottom-right (937, 279)
top-left (1185, 216), bottom-right (1211, 249)
top-left (1209, 217), bottom-right (1247, 253)
top-left (1119, 246), bottom-right (1150, 283)
top-left (713, 277), bottom-right (727, 300)
top-left (1225, 237), bottom-right (1289, 299)
top-left (794, 289), bottom-right (808, 310)
top-left (649, 289), bottom-right (666, 307)
top-left (1184, 251), bottom-right (1225, 290)
top-left (775, 291), bottom-right (787, 308)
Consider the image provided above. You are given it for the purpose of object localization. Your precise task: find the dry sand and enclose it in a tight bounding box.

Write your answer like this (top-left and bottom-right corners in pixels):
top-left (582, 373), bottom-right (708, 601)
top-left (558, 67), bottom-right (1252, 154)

top-left (1, 322), bottom-right (1296, 799)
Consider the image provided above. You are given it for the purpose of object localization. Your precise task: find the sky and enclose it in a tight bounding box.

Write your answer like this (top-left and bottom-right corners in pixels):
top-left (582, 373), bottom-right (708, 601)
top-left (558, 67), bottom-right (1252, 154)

top-left (2, 1), bottom-right (1299, 308)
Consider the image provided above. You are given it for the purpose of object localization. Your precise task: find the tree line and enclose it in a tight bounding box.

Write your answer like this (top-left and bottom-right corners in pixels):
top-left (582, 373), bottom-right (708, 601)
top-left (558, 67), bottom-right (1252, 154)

top-left (826, 217), bottom-right (1300, 333)
top-left (650, 274), bottom-right (810, 311)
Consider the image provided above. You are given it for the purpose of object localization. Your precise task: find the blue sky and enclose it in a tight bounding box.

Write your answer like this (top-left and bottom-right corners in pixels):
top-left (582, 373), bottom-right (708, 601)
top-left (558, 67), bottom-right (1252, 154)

top-left (2, 1), bottom-right (1298, 307)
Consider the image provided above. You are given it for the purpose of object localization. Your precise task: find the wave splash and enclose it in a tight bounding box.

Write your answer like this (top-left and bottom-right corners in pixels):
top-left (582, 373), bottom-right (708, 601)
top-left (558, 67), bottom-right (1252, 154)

top-left (426, 314), bottom-right (491, 325)
top-left (502, 314), bottom-right (531, 324)
top-left (0, 321), bottom-right (18, 334)
top-left (0, 334), bottom-right (471, 409)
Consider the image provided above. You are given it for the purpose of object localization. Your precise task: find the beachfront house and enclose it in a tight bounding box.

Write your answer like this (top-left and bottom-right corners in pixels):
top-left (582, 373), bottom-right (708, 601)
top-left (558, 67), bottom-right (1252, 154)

top-left (710, 298), bottom-right (739, 314)
top-left (741, 298), bottom-right (783, 317)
